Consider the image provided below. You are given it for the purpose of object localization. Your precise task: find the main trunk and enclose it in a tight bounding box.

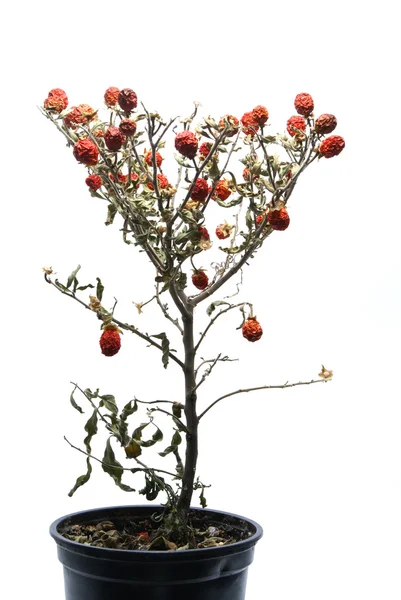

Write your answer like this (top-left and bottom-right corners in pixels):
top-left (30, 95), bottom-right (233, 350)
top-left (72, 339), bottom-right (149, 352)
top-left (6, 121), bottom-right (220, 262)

top-left (177, 306), bottom-right (198, 520)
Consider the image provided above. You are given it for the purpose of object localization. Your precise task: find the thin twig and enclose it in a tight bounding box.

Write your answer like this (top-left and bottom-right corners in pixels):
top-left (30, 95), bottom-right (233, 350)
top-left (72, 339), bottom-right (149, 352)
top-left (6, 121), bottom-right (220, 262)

top-left (198, 378), bottom-right (328, 421)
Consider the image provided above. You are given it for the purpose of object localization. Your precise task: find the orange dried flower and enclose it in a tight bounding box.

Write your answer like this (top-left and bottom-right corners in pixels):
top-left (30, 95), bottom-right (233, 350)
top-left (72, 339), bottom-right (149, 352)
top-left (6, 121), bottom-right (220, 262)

top-left (243, 167), bottom-right (259, 182)
top-left (241, 112), bottom-right (259, 136)
top-left (286, 115), bottom-right (306, 137)
top-left (215, 222), bottom-right (232, 240)
top-left (44, 88), bottom-right (68, 113)
top-left (252, 105), bottom-right (269, 126)
top-left (104, 87), bottom-right (120, 107)
top-left (64, 104), bottom-right (96, 129)
top-left (319, 135), bottom-right (345, 158)
top-left (218, 114), bottom-right (239, 136)
top-left (148, 174), bottom-right (169, 190)
top-left (175, 130), bottom-right (198, 159)
top-left (145, 151), bottom-right (163, 168)
top-left (314, 114), bottom-right (337, 135)
top-left (213, 179), bottom-right (232, 201)
top-left (294, 93), bottom-right (314, 117)
top-left (242, 317), bottom-right (263, 342)
top-left (73, 139), bottom-right (99, 166)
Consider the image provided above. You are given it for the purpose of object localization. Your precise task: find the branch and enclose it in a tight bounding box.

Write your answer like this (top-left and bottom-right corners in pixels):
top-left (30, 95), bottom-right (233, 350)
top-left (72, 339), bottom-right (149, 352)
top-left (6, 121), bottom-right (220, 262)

top-left (155, 283), bottom-right (184, 335)
top-left (45, 275), bottom-right (185, 370)
top-left (198, 378), bottom-right (328, 421)
top-left (194, 302), bottom-right (250, 353)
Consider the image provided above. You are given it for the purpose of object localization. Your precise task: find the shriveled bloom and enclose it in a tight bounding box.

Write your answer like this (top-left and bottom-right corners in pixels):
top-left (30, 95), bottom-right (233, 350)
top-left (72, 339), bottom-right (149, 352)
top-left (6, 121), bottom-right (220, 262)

top-left (105, 126), bottom-right (126, 151)
top-left (85, 174), bottom-right (102, 191)
top-left (286, 115), bottom-right (306, 137)
top-left (318, 365), bottom-right (333, 380)
top-left (191, 178), bottom-right (209, 202)
top-left (218, 114), bottom-right (239, 136)
top-left (294, 93), bottom-right (314, 117)
top-left (268, 207), bottom-right (290, 231)
top-left (199, 142), bottom-right (212, 159)
top-left (118, 88), bottom-right (138, 112)
top-left (42, 266), bottom-right (53, 275)
top-left (100, 326), bottom-right (121, 357)
top-left (119, 119), bottom-right (137, 136)
top-left (319, 135), bottom-right (345, 158)
top-left (216, 221), bottom-right (233, 240)
top-left (73, 139), bottom-right (99, 166)
top-left (175, 130), bottom-right (198, 159)
top-left (241, 111), bottom-right (259, 136)
top-left (147, 174), bottom-right (169, 190)
top-left (242, 317), bottom-right (263, 342)
top-left (89, 296), bottom-right (102, 311)
top-left (197, 226), bottom-right (212, 250)
top-left (44, 88), bottom-right (68, 113)
top-left (243, 167), bottom-right (259, 182)
top-left (314, 114), bottom-right (337, 135)
top-left (252, 105), bottom-right (269, 126)
top-left (192, 269), bottom-right (209, 290)
top-left (213, 179), bottom-right (232, 201)
top-left (104, 86), bottom-right (120, 107)
top-left (64, 104), bottom-right (96, 129)
top-left (145, 150), bottom-right (163, 167)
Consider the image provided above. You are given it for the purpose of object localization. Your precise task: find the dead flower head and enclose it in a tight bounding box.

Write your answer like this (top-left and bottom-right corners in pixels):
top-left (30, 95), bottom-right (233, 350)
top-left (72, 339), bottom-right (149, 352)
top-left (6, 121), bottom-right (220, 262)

top-left (318, 365), bottom-right (333, 380)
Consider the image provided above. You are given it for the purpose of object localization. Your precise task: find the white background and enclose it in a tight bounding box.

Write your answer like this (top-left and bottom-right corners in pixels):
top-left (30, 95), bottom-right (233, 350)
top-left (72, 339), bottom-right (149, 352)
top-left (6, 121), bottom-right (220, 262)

top-left (1, 1), bottom-right (400, 599)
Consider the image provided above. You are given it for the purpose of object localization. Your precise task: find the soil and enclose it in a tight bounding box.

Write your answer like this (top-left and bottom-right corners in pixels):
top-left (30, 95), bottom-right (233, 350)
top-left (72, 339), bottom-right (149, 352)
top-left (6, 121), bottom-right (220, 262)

top-left (59, 509), bottom-right (254, 551)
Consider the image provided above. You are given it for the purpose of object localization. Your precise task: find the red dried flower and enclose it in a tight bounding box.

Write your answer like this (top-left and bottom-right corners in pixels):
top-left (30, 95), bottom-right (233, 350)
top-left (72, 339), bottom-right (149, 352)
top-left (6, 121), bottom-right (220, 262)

top-left (175, 130), bottom-right (199, 159)
top-left (100, 329), bottom-right (121, 357)
top-left (242, 317), bottom-right (263, 342)
top-left (119, 119), bottom-right (137, 136)
top-left (44, 88), bottom-right (68, 113)
top-left (64, 104), bottom-right (96, 129)
top-left (192, 269), bottom-right (209, 290)
top-left (241, 112), bottom-right (259, 136)
top-left (255, 213), bottom-right (268, 227)
top-left (199, 142), bottom-right (212, 159)
top-left (198, 226), bottom-right (210, 240)
top-left (268, 207), bottom-right (290, 231)
top-left (215, 222), bottom-right (232, 240)
top-left (319, 135), bottom-right (345, 158)
top-left (213, 179), bottom-right (232, 201)
top-left (85, 174), bottom-right (102, 191)
top-left (73, 139), bottom-right (99, 166)
top-left (118, 88), bottom-right (138, 112)
top-left (243, 168), bottom-right (259, 182)
top-left (286, 115), bottom-right (306, 137)
top-left (148, 174), bottom-right (169, 190)
top-left (294, 93), bottom-right (314, 117)
top-left (105, 126), bottom-right (126, 151)
top-left (218, 114), bottom-right (240, 136)
top-left (93, 127), bottom-right (104, 138)
top-left (315, 114), bottom-right (338, 135)
top-left (104, 87), bottom-right (120, 107)
top-left (191, 178), bottom-right (209, 202)
top-left (145, 151), bottom-right (163, 168)
top-left (252, 105), bottom-right (269, 126)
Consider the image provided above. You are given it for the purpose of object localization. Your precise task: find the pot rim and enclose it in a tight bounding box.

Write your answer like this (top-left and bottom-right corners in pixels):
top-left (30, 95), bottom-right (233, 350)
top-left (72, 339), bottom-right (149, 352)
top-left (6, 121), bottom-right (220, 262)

top-left (50, 504), bottom-right (263, 560)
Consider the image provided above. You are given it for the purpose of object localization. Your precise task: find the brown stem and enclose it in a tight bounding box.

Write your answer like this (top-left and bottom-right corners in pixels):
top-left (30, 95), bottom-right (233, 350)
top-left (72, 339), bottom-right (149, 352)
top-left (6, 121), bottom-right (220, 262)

top-left (176, 304), bottom-right (198, 520)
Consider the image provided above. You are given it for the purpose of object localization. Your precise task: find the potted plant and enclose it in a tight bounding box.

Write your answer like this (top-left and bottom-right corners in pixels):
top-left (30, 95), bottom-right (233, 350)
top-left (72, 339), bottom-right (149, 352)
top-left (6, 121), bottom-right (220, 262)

top-left (40, 86), bottom-right (344, 600)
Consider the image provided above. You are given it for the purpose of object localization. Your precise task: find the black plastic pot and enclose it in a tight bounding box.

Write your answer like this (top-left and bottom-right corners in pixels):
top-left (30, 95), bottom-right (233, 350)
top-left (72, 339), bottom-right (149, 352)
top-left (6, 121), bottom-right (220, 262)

top-left (50, 505), bottom-right (263, 600)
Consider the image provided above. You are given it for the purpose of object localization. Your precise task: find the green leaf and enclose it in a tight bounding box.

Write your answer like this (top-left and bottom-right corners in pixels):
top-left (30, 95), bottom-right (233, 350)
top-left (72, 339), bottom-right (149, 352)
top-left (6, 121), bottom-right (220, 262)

top-left (96, 277), bottom-right (104, 301)
top-left (99, 394), bottom-right (118, 415)
top-left (67, 265), bottom-right (81, 289)
top-left (68, 457), bottom-right (92, 497)
top-left (105, 204), bottom-right (117, 226)
top-left (159, 430), bottom-right (181, 456)
top-left (70, 387), bottom-right (84, 414)
top-left (206, 300), bottom-right (230, 317)
top-left (174, 153), bottom-right (194, 168)
top-left (102, 438), bottom-right (135, 492)
top-left (150, 332), bottom-right (170, 369)
top-left (76, 283), bottom-right (95, 291)
top-left (214, 195), bottom-right (243, 208)
top-left (83, 409), bottom-right (98, 451)
top-left (141, 424), bottom-right (164, 448)
top-left (132, 421), bottom-right (150, 440)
